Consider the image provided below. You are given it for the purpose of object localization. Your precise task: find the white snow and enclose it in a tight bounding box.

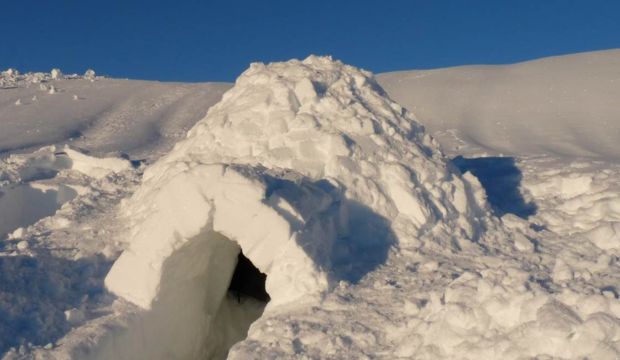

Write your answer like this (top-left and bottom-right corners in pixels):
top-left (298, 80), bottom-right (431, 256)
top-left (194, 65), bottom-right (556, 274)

top-left (0, 145), bottom-right (131, 239)
top-left (101, 56), bottom-right (490, 358)
top-left (0, 68), bottom-right (230, 160)
top-left (50, 69), bottom-right (62, 80)
top-left (1, 50), bottom-right (620, 359)
top-left (377, 49), bottom-right (620, 160)
top-left (83, 69), bottom-right (96, 81)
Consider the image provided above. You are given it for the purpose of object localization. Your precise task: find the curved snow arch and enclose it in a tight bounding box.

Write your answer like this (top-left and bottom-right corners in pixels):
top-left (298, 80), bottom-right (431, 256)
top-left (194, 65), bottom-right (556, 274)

top-left (103, 164), bottom-right (349, 357)
top-left (107, 163), bottom-right (345, 309)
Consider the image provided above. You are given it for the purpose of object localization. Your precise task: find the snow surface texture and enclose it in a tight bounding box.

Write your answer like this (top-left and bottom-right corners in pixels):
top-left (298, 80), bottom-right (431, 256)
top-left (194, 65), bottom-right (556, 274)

top-left (1, 50), bottom-right (620, 359)
top-left (0, 146), bottom-right (129, 239)
top-left (0, 146), bottom-right (136, 356)
top-left (0, 68), bottom-right (230, 161)
top-left (377, 49), bottom-right (620, 160)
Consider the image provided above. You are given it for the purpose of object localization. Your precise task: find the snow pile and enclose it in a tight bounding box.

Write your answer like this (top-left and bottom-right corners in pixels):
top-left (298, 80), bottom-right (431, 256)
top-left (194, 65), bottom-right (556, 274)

top-left (0, 68), bottom-right (96, 89)
top-left (50, 69), bottom-right (63, 80)
top-left (0, 146), bottom-right (131, 239)
top-left (519, 158), bottom-right (620, 283)
top-left (0, 69), bottom-right (19, 89)
top-left (0, 145), bottom-right (130, 184)
top-left (394, 269), bottom-right (620, 359)
top-left (523, 160), bottom-right (620, 247)
top-left (102, 56), bottom-right (489, 359)
top-left (0, 146), bottom-right (137, 356)
top-left (83, 69), bottom-right (96, 81)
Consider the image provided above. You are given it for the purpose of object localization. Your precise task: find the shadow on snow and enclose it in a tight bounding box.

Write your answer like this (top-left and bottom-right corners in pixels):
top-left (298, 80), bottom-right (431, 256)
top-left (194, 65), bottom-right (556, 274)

top-left (0, 252), bottom-right (113, 355)
top-left (264, 175), bottom-right (395, 285)
top-left (452, 156), bottom-right (536, 219)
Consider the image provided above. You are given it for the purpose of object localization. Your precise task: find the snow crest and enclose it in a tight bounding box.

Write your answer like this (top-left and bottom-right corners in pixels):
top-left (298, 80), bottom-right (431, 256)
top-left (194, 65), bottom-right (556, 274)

top-left (103, 56), bottom-right (488, 358)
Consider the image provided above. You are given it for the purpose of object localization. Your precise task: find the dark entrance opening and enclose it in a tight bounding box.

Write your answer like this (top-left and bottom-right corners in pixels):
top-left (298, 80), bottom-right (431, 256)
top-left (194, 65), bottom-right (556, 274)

top-left (228, 251), bottom-right (270, 303)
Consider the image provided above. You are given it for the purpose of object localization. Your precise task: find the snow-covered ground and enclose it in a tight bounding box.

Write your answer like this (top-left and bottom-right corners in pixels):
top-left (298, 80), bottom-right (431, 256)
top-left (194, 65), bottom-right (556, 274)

top-left (0, 69), bottom-right (229, 161)
top-left (1, 50), bottom-right (620, 359)
top-left (378, 49), bottom-right (620, 160)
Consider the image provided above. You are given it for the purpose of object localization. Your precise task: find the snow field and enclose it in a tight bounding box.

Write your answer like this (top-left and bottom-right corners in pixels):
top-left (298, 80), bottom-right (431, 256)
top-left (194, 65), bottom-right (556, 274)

top-left (377, 49), bottom-right (620, 160)
top-left (1, 51), bottom-right (620, 359)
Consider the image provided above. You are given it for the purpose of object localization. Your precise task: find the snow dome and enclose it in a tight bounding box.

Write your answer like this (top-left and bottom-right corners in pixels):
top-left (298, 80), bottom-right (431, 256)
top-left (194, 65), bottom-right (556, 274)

top-left (103, 56), bottom-right (488, 359)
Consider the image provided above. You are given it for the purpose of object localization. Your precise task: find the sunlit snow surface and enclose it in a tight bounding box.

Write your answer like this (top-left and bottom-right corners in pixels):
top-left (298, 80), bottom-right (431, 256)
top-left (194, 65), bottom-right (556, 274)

top-left (378, 49), bottom-right (620, 160)
top-left (1, 51), bottom-right (620, 359)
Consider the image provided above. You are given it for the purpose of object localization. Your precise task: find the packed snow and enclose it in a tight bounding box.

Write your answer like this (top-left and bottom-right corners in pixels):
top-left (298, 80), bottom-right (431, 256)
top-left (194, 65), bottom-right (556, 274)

top-left (1, 50), bottom-right (620, 359)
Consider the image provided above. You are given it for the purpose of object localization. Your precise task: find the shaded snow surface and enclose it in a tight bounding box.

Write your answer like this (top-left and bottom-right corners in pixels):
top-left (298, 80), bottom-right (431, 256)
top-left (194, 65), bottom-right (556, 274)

top-left (1, 53), bottom-right (620, 359)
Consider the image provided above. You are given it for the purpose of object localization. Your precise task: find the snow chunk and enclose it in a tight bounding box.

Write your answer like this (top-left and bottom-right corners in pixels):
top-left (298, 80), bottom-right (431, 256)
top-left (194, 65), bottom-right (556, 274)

top-left (2, 145), bottom-right (130, 182)
top-left (0, 146), bottom-right (131, 238)
top-left (50, 68), bottom-right (62, 80)
top-left (84, 69), bottom-right (96, 80)
top-left (585, 222), bottom-right (620, 250)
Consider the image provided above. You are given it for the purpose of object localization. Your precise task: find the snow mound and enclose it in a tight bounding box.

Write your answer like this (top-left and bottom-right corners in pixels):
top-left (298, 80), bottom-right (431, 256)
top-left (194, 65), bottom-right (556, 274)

top-left (0, 146), bottom-right (131, 239)
top-left (1, 145), bottom-right (130, 184)
top-left (0, 145), bottom-right (137, 356)
top-left (103, 56), bottom-right (490, 358)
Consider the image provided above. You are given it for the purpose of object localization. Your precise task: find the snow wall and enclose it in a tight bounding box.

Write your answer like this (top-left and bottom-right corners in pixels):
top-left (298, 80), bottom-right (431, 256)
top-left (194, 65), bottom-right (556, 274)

top-left (102, 56), bottom-right (490, 359)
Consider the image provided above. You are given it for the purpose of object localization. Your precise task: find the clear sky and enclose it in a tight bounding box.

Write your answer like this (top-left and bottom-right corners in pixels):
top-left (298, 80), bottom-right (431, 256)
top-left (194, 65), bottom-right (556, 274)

top-left (2, 0), bottom-right (619, 82)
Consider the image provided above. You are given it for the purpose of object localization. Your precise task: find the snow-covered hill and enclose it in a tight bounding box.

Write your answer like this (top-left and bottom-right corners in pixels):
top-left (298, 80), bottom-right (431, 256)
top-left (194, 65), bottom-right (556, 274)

top-left (1, 50), bottom-right (620, 359)
top-left (377, 49), bottom-right (620, 160)
top-left (0, 69), bottom-right (229, 161)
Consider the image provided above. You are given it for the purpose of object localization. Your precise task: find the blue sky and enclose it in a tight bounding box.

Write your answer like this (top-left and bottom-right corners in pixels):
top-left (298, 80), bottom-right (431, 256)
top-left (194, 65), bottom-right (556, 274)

top-left (2, 0), bottom-right (619, 82)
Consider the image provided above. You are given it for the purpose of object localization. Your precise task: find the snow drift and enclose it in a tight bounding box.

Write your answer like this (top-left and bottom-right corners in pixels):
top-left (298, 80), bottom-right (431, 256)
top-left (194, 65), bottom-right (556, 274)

top-left (0, 146), bottom-right (131, 239)
top-left (377, 49), bottom-right (620, 159)
top-left (0, 68), bottom-right (229, 160)
top-left (102, 56), bottom-right (489, 359)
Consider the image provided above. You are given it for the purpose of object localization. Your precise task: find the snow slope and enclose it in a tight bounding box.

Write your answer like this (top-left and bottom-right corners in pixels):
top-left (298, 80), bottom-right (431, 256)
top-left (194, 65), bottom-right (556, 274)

top-left (377, 49), bottom-right (620, 160)
top-left (0, 69), bottom-right (229, 161)
top-left (1, 50), bottom-right (620, 360)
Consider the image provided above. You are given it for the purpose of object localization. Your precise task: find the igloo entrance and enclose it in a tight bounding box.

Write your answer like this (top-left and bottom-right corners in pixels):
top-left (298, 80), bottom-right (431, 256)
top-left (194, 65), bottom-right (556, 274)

top-left (101, 163), bottom-right (347, 359)
top-left (91, 230), bottom-right (269, 360)
top-left (228, 252), bottom-right (270, 303)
